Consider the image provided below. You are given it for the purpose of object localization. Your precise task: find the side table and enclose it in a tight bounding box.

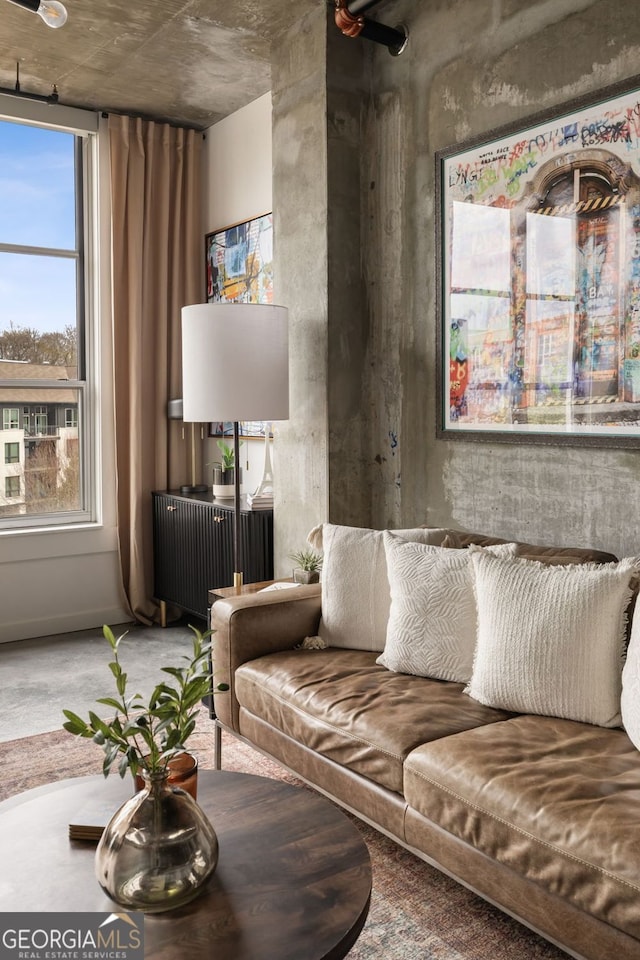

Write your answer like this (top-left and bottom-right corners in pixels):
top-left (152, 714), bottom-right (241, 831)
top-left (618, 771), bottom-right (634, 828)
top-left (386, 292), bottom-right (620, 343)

top-left (208, 577), bottom-right (293, 607)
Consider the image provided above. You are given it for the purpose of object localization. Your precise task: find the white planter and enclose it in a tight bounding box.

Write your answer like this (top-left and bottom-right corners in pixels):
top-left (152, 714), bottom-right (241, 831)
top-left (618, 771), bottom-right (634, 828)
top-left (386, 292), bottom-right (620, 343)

top-left (212, 482), bottom-right (235, 499)
top-left (211, 465), bottom-right (240, 499)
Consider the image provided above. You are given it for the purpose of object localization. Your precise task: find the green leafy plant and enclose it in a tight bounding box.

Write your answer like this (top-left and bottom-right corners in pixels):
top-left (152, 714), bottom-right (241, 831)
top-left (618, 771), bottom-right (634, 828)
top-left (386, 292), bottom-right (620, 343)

top-left (215, 439), bottom-right (242, 469)
top-left (288, 548), bottom-right (323, 573)
top-left (62, 623), bottom-right (228, 779)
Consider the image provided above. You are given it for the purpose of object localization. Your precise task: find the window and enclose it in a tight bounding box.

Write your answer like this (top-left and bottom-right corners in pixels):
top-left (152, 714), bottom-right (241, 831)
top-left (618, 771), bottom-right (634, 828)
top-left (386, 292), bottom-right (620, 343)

top-left (5, 476), bottom-right (19, 498)
top-left (4, 442), bottom-right (19, 464)
top-left (0, 107), bottom-right (98, 528)
top-left (33, 406), bottom-right (48, 434)
top-left (3, 408), bottom-right (18, 430)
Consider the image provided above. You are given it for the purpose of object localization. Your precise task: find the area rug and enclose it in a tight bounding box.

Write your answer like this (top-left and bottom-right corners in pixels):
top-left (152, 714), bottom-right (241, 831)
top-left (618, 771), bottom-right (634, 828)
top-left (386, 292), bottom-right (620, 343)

top-left (0, 710), bottom-right (566, 960)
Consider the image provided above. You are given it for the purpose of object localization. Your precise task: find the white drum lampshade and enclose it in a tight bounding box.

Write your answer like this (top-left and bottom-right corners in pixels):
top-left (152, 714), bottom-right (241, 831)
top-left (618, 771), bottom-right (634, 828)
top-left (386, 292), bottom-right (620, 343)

top-left (181, 303), bottom-right (289, 423)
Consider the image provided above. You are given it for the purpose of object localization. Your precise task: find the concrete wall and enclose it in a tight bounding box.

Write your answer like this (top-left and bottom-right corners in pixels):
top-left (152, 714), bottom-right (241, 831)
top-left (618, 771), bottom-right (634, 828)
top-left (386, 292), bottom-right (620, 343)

top-left (274, 0), bottom-right (640, 561)
top-left (271, 6), bottom-right (331, 571)
top-left (271, 5), bottom-right (370, 573)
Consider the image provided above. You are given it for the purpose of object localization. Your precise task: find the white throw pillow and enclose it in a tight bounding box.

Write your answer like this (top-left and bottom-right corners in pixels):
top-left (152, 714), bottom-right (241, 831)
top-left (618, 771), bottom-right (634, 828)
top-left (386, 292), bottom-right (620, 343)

top-left (310, 522), bottom-right (448, 651)
top-left (466, 549), bottom-right (637, 727)
top-left (377, 534), bottom-right (516, 683)
top-left (620, 592), bottom-right (640, 749)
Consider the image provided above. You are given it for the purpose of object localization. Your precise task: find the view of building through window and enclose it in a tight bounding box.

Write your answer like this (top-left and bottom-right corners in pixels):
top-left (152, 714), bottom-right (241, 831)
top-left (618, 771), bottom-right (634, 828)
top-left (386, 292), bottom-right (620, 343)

top-left (0, 117), bottom-right (86, 524)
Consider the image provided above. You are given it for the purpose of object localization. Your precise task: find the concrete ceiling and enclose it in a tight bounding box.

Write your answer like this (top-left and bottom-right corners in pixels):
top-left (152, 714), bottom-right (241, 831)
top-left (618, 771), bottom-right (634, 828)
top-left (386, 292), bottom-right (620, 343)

top-left (0, 0), bottom-right (320, 130)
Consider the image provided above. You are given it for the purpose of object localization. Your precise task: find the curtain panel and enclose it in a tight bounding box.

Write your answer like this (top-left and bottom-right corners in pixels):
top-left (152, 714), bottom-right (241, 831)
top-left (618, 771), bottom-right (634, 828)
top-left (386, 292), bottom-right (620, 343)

top-left (109, 115), bottom-right (203, 623)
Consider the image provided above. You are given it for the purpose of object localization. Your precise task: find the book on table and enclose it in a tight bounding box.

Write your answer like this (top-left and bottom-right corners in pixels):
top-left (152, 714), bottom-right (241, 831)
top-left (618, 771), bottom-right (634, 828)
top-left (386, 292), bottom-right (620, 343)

top-left (246, 493), bottom-right (274, 510)
top-left (68, 780), bottom-right (132, 841)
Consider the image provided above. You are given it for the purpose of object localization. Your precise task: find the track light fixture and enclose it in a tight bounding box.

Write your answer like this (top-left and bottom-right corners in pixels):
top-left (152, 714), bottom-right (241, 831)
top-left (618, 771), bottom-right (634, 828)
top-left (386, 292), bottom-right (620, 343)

top-left (6, 0), bottom-right (68, 29)
top-left (0, 61), bottom-right (59, 104)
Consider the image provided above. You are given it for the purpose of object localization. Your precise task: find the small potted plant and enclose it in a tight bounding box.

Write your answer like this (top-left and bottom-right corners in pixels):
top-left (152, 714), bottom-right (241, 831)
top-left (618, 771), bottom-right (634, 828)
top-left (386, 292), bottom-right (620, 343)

top-left (289, 548), bottom-right (323, 584)
top-left (210, 439), bottom-right (242, 499)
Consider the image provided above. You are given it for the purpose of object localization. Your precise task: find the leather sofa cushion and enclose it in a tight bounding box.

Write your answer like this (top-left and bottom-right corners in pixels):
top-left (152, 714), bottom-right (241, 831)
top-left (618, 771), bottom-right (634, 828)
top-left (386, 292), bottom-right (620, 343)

top-left (235, 649), bottom-right (513, 793)
top-left (404, 714), bottom-right (640, 939)
top-left (441, 530), bottom-right (618, 564)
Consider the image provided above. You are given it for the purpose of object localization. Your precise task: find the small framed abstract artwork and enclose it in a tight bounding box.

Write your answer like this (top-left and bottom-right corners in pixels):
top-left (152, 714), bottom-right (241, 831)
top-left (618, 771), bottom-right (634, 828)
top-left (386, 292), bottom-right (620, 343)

top-left (436, 75), bottom-right (640, 447)
top-left (205, 213), bottom-right (273, 304)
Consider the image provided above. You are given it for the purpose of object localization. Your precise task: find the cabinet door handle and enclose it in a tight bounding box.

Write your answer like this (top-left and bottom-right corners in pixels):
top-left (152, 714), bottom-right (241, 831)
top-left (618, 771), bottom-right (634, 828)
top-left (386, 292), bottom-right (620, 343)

top-left (167, 505), bottom-right (177, 512)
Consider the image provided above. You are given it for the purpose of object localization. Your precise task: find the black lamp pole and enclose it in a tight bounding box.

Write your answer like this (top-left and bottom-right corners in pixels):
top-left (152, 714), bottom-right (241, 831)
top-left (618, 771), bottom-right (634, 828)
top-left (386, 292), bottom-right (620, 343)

top-left (233, 421), bottom-right (242, 588)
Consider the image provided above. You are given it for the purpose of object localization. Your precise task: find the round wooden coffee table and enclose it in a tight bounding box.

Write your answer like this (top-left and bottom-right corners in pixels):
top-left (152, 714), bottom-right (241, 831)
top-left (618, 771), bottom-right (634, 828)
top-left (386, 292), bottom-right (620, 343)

top-left (0, 770), bottom-right (371, 960)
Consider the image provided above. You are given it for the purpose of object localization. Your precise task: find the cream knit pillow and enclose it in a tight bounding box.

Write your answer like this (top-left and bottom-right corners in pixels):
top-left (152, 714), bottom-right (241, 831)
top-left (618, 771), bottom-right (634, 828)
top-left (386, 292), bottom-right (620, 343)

top-left (466, 549), bottom-right (637, 727)
top-left (309, 523), bottom-right (448, 651)
top-left (377, 533), bottom-right (516, 682)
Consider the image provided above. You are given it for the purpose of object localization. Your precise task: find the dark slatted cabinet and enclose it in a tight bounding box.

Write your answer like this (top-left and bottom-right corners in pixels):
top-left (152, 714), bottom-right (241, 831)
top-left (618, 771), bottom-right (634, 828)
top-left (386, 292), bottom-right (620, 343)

top-left (152, 490), bottom-right (274, 620)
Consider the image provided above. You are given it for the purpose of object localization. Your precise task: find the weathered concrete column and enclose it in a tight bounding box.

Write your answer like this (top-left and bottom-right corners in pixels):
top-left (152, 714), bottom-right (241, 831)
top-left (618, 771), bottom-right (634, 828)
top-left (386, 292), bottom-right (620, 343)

top-left (272, 6), bottom-right (368, 572)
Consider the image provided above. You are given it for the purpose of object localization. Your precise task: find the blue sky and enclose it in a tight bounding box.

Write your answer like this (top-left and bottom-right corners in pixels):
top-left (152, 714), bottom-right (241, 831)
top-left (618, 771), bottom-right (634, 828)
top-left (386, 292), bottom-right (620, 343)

top-left (0, 118), bottom-right (77, 335)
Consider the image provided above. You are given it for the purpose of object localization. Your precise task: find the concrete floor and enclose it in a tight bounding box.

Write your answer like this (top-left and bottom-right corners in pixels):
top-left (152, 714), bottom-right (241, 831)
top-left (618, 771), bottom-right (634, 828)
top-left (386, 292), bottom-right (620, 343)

top-left (0, 617), bottom-right (207, 743)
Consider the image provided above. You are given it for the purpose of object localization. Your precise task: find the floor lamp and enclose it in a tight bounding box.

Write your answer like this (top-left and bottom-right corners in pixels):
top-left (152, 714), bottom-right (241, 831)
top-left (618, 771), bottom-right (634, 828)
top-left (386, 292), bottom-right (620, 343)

top-left (181, 302), bottom-right (289, 588)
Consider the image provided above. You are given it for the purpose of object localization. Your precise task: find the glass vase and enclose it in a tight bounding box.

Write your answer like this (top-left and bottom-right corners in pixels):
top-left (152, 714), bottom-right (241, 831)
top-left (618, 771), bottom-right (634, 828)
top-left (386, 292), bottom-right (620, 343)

top-left (95, 770), bottom-right (218, 913)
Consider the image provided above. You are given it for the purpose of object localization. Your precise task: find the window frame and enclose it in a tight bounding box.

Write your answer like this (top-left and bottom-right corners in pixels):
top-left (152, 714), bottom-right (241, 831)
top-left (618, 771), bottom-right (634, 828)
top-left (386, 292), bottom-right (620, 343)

top-left (4, 441), bottom-right (19, 464)
top-left (65, 407), bottom-right (78, 428)
top-left (2, 408), bottom-right (19, 430)
top-left (0, 101), bottom-right (99, 531)
top-left (5, 475), bottom-right (20, 498)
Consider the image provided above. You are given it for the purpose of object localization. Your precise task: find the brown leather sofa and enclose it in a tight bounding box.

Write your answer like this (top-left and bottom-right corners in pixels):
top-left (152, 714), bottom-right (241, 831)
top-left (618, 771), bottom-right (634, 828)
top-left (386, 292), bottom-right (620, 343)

top-left (211, 535), bottom-right (640, 960)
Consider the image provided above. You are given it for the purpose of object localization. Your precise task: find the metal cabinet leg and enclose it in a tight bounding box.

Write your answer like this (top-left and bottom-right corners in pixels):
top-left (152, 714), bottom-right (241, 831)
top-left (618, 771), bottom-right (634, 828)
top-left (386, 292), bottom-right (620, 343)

top-left (214, 720), bottom-right (222, 771)
top-left (159, 600), bottom-right (167, 628)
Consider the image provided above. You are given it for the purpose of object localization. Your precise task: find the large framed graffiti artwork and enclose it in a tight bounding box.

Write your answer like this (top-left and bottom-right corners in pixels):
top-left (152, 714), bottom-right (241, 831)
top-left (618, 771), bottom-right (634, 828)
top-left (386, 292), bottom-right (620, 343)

top-left (436, 76), bottom-right (640, 447)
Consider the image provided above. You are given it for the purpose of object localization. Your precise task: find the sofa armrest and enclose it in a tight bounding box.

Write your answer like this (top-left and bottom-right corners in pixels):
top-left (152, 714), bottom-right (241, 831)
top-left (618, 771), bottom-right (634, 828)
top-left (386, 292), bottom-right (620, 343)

top-left (211, 584), bottom-right (322, 731)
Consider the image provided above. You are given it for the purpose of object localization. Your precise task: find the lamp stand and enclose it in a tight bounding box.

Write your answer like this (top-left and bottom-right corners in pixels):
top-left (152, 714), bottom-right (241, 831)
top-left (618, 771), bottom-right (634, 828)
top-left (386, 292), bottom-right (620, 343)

top-left (233, 420), bottom-right (243, 588)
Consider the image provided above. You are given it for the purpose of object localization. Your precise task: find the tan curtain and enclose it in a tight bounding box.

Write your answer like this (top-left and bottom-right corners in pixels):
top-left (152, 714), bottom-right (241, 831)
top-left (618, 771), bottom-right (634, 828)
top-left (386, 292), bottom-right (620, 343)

top-left (109, 115), bottom-right (203, 624)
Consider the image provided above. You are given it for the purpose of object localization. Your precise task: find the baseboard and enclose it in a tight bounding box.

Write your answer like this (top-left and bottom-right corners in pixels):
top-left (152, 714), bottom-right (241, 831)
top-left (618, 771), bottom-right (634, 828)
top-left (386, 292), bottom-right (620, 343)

top-left (0, 605), bottom-right (131, 644)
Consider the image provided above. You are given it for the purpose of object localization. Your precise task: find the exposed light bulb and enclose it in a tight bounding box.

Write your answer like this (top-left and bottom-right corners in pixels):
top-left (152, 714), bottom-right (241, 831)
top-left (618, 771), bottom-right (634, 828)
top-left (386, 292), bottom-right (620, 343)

top-left (36, 0), bottom-right (67, 28)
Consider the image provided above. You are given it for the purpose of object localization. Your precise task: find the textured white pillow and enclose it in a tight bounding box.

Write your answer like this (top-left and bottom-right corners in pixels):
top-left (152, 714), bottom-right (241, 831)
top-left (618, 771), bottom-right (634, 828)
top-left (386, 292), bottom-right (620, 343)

top-left (621, 595), bottom-right (640, 749)
top-left (466, 549), bottom-right (637, 727)
top-left (310, 523), bottom-right (448, 651)
top-left (377, 534), bottom-right (516, 683)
